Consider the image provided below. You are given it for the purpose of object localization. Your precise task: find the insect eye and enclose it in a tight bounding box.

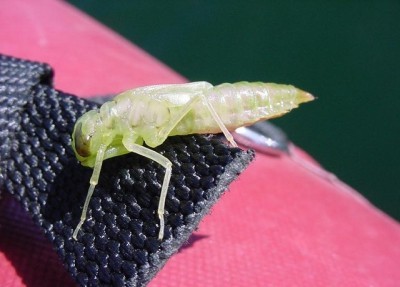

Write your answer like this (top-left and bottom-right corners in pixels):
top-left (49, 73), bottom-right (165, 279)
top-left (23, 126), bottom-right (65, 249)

top-left (73, 122), bottom-right (92, 157)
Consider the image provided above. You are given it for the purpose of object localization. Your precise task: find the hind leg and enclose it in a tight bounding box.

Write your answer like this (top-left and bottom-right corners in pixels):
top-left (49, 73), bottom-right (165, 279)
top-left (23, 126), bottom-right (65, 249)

top-left (150, 93), bottom-right (237, 147)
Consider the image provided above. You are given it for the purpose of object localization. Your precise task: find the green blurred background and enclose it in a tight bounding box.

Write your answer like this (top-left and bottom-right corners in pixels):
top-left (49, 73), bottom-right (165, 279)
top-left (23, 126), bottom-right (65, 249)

top-left (69, 1), bottom-right (400, 220)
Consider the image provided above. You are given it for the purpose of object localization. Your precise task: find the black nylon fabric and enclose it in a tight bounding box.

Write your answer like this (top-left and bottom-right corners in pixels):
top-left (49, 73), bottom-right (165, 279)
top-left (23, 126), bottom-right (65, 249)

top-left (0, 54), bottom-right (254, 286)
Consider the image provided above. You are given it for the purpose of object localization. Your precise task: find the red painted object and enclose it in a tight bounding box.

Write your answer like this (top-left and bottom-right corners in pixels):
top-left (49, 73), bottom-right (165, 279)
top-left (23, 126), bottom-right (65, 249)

top-left (1, 1), bottom-right (399, 286)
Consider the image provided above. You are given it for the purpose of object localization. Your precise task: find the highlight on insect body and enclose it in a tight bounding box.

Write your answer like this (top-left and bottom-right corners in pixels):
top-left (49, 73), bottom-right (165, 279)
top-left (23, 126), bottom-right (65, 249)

top-left (71, 81), bottom-right (314, 240)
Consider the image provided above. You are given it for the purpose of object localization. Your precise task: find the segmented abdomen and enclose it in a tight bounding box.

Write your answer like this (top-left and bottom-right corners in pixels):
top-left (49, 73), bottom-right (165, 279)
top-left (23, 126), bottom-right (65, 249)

top-left (171, 82), bottom-right (311, 135)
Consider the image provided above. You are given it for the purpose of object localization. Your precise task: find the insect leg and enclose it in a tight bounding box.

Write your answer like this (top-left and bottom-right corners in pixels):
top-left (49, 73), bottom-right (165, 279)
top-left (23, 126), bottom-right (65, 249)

top-left (199, 93), bottom-right (238, 147)
top-left (123, 136), bottom-right (172, 240)
top-left (155, 94), bottom-right (203, 143)
top-left (155, 93), bottom-right (237, 147)
top-left (72, 144), bottom-right (107, 240)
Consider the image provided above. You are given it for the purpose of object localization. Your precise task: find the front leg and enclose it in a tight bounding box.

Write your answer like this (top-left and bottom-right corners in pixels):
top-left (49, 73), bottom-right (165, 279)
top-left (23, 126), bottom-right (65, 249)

top-left (73, 143), bottom-right (108, 240)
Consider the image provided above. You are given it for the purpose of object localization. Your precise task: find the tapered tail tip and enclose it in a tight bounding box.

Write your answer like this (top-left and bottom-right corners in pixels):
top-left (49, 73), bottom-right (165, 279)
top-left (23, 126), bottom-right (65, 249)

top-left (297, 89), bottom-right (315, 104)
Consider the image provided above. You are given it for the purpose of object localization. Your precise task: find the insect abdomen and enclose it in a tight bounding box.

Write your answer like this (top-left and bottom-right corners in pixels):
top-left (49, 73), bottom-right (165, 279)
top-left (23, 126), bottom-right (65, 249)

top-left (172, 82), bottom-right (313, 135)
top-left (217, 82), bottom-right (313, 125)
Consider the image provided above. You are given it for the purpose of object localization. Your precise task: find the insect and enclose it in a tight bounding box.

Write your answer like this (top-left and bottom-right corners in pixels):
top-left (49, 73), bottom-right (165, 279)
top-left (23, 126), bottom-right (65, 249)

top-left (71, 81), bottom-right (314, 240)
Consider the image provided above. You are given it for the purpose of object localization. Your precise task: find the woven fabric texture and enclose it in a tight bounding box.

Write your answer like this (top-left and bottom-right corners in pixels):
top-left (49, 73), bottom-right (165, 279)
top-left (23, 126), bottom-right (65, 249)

top-left (0, 54), bottom-right (254, 286)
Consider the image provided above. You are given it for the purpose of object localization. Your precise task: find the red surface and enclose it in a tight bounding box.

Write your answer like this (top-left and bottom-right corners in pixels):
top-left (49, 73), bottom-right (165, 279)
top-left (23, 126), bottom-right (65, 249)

top-left (0, 0), bottom-right (185, 96)
top-left (1, 1), bottom-right (400, 286)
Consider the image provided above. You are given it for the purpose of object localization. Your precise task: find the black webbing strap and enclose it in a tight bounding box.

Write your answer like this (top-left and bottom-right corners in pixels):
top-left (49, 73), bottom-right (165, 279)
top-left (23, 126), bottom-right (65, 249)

top-left (0, 54), bottom-right (254, 286)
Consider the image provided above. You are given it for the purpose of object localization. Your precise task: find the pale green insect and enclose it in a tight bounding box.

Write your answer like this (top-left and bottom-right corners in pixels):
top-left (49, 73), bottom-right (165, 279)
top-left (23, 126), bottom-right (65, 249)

top-left (71, 81), bottom-right (314, 240)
